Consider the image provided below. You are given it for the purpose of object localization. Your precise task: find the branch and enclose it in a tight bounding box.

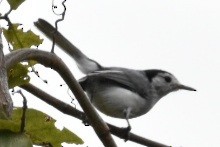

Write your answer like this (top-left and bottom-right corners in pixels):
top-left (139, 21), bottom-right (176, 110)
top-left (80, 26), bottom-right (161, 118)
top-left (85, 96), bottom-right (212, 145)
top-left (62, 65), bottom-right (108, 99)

top-left (21, 83), bottom-right (170, 147)
top-left (5, 49), bottom-right (117, 147)
top-left (21, 84), bottom-right (85, 121)
top-left (0, 27), bottom-right (13, 118)
top-left (12, 90), bottom-right (27, 133)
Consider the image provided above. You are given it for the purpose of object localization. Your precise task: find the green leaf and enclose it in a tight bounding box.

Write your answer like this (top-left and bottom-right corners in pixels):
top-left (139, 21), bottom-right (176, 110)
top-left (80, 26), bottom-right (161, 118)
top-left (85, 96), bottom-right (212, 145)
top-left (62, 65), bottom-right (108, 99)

top-left (0, 130), bottom-right (33, 147)
top-left (0, 108), bottom-right (83, 146)
top-left (28, 60), bottom-right (38, 67)
top-left (7, 0), bottom-right (26, 10)
top-left (3, 24), bottom-right (43, 50)
top-left (0, 109), bottom-right (9, 120)
top-left (7, 63), bottom-right (30, 89)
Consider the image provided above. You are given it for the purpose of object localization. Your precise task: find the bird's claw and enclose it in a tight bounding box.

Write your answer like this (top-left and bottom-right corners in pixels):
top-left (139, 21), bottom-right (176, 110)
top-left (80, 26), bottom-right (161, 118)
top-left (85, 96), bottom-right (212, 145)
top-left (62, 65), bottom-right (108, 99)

top-left (82, 116), bottom-right (90, 126)
top-left (123, 125), bottom-right (131, 142)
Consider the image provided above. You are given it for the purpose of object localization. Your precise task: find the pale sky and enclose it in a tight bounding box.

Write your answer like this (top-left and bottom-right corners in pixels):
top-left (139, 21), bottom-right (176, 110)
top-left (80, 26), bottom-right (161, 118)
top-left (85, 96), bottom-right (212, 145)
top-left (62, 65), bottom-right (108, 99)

top-left (1, 0), bottom-right (220, 147)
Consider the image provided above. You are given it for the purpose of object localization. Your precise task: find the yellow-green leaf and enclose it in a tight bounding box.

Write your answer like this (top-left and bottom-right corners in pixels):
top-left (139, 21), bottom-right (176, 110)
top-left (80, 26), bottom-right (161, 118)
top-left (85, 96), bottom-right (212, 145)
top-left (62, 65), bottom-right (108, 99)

top-left (7, 0), bottom-right (25, 10)
top-left (0, 111), bottom-right (9, 120)
top-left (0, 108), bottom-right (83, 146)
top-left (0, 130), bottom-right (33, 147)
top-left (7, 63), bottom-right (30, 89)
top-left (3, 24), bottom-right (43, 50)
top-left (28, 60), bottom-right (38, 67)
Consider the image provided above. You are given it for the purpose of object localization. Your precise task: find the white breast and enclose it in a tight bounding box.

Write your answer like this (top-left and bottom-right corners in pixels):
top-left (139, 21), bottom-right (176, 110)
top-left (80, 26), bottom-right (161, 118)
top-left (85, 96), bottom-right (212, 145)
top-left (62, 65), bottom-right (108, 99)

top-left (90, 86), bottom-right (155, 119)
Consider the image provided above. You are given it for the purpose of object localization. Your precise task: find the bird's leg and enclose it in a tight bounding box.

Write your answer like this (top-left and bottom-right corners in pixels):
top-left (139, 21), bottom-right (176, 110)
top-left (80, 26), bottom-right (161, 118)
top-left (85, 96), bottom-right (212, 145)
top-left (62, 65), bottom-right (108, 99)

top-left (123, 107), bottom-right (132, 141)
top-left (124, 109), bottom-right (131, 131)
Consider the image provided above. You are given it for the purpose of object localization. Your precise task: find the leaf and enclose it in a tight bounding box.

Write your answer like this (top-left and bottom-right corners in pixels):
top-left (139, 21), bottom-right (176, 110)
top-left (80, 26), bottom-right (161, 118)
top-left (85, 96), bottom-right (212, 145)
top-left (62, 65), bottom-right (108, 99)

top-left (3, 24), bottom-right (43, 50)
top-left (0, 130), bottom-right (33, 147)
top-left (7, 0), bottom-right (26, 10)
top-left (7, 63), bottom-right (30, 89)
top-left (0, 108), bottom-right (83, 146)
top-left (0, 110), bottom-right (9, 120)
top-left (3, 24), bottom-right (43, 85)
top-left (28, 60), bottom-right (38, 67)
top-left (0, 109), bottom-right (24, 132)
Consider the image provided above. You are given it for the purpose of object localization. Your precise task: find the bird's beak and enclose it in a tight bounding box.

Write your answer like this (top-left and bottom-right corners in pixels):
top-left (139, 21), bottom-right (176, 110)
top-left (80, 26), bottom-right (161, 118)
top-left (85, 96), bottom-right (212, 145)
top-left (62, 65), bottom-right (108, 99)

top-left (177, 84), bottom-right (196, 91)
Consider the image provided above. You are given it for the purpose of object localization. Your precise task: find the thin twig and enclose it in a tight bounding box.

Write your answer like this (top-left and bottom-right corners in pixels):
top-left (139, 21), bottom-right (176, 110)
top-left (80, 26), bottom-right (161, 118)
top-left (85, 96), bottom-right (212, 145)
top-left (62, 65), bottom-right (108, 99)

top-left (51, 0), bottom-right (67, 53)
top-left (12, 90), bottom-right (27, 133)
top-left (0, 8), bottom-right (12, 19)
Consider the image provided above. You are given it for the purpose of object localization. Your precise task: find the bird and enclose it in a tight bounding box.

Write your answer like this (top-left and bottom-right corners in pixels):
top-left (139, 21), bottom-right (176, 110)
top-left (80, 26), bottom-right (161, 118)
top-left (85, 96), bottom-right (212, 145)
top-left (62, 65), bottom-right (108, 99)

top-left (78, 67), bottom-right (196, 130)
top-left (35, 18), bottom-right (196, 131)
top-left (61, 42), bottom-right (196, 130)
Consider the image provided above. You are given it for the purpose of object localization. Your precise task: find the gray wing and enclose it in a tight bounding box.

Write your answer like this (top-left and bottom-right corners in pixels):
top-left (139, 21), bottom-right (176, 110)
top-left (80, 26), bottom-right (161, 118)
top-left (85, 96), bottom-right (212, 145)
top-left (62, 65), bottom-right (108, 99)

top-left (79, 69), bottom-right (151, 98)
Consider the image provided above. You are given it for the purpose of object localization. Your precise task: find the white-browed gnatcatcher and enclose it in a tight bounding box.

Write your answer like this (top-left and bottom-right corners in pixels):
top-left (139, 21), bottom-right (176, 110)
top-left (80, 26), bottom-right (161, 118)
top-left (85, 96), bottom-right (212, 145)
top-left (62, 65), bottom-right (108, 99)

top-left (66, 46), bottom-right (196, 130)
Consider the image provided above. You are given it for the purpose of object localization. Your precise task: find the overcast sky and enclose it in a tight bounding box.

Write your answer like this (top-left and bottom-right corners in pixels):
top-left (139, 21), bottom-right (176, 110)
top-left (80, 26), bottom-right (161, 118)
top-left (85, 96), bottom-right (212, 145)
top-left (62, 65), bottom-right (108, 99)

top-left (1, 0), bottom-right (220, 147)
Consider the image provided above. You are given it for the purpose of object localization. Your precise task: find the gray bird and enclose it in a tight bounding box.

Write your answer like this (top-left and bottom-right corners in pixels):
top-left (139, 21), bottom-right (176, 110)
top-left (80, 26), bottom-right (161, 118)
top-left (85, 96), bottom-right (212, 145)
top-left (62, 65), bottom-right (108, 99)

top-left (35, 18), bottom-right (196, 131)
top-left (64, 44), bottom-right (196, 130)
top-left (79, 67), bottom-right (196, 130)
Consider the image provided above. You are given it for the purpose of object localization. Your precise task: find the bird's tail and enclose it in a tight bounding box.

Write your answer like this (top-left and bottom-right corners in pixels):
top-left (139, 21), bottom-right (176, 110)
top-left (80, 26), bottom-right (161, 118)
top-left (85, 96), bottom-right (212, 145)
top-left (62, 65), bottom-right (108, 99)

top-left (35, 18), bottom-right (103, 74)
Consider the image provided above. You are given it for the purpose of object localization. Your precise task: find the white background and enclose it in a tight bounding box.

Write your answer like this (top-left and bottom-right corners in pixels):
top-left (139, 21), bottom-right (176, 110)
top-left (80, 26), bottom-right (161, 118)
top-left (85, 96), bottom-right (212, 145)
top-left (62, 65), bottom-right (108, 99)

top-left (1, 0), bottom-right (220, 147)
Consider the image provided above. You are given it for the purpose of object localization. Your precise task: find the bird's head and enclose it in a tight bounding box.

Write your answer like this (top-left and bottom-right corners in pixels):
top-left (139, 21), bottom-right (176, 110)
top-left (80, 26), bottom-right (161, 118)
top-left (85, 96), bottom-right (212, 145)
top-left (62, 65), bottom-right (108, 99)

top-left (144, 70), bottom-right (196, 98)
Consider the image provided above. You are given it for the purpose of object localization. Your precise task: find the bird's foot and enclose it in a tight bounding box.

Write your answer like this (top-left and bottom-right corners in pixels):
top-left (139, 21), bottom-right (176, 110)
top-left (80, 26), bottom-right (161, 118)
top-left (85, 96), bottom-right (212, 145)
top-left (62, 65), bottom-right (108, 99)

top-left (82, 116), bottom-right (90, 126)
top-left (123, 125), bottom-right (131, 142)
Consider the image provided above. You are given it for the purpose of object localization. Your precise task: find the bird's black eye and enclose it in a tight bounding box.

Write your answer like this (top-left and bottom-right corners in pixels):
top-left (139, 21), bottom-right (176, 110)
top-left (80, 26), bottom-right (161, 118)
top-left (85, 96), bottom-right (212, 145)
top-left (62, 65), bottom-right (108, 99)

top-left (164, 76), bottom-right (172, 83)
